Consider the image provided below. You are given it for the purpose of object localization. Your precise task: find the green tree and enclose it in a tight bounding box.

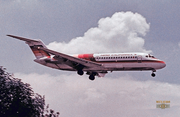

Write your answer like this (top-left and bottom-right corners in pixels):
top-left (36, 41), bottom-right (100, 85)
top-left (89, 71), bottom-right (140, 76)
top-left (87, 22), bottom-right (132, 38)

top-left (0, 66), bottom-right (45, 117)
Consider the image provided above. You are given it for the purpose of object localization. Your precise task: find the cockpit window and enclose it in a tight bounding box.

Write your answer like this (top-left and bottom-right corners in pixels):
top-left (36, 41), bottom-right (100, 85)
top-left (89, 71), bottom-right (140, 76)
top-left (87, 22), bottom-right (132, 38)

top-left (148, 54), bottom-right (155, 58)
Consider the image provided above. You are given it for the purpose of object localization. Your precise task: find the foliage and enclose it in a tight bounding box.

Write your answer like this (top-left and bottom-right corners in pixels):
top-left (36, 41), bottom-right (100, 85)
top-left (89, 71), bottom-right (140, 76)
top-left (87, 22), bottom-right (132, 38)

top-left (0, 66), bottom-right (45, 117)
top-left (0, 66), bottom-right (60, 117)
top-left (44, 104), bottom-right (60, 117)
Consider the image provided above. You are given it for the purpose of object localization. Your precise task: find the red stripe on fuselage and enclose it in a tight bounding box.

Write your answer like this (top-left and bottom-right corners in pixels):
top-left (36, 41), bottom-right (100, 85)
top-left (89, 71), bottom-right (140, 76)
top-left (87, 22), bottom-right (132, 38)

top-left (78, 54), bottom-right (93, 59)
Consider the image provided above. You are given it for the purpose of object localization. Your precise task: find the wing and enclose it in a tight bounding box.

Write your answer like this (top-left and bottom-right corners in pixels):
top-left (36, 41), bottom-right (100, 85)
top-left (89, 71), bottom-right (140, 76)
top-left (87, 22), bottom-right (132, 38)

top-left (37, 47), bottom-right (105, 70)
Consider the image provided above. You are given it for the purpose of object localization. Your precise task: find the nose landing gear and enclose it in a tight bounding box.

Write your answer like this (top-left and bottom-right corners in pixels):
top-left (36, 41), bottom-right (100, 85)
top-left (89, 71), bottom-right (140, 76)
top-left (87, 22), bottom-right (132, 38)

top-left (151, 72), bottom-right (156, 77)
top-left (151, 69), bottom-right (156, 77)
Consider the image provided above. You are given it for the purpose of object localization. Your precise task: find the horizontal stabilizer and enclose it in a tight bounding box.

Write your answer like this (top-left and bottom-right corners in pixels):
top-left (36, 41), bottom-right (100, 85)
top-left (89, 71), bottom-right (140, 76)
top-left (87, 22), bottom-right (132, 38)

top-left (7, 35), bottom-right (40, 42)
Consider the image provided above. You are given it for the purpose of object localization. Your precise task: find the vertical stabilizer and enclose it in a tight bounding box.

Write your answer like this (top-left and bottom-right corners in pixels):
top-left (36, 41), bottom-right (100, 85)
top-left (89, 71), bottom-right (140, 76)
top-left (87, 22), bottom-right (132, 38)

top-left (7, 35), bottom-right (50, 59)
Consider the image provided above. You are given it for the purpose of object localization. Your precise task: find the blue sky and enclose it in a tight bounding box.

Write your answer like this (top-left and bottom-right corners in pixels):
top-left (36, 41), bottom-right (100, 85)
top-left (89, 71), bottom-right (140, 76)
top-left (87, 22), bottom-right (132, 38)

top-left (1, 0), bottom-right (180, 116)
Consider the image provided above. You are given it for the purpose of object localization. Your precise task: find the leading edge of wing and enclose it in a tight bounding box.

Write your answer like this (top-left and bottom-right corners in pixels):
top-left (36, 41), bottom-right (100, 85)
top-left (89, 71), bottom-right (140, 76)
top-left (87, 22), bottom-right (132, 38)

top-left (7, 35), bottom-right (40, 42)
top-left (37, 47), bottom-right (104, 68)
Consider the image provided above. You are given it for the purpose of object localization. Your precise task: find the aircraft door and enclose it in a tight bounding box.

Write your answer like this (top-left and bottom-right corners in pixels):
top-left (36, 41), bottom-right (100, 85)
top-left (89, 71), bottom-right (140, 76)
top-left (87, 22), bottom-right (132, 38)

top-left (137, 55), bottom-right (142, 63)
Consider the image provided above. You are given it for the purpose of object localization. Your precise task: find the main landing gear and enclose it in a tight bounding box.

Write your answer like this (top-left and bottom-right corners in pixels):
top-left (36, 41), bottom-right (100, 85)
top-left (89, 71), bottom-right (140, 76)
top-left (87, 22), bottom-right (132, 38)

top-left (89, 74), bottom-right (95, 80)
top-left (88, 72), bottom-right (97, 81)
top-left (77, 70), bottom-right (96, 80)
top-left (77, 70), bottom-right (84, 76)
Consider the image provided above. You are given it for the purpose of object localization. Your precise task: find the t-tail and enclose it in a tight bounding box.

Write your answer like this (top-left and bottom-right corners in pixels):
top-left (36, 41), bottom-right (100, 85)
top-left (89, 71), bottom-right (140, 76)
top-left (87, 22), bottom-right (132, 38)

top-left (7, 35), bottom-right (50, 59)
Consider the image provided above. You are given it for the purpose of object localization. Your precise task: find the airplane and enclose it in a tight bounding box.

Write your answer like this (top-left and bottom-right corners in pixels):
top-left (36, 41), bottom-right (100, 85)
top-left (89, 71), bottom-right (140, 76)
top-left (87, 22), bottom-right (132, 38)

top-left (7, 35), bottom-right (166, 80)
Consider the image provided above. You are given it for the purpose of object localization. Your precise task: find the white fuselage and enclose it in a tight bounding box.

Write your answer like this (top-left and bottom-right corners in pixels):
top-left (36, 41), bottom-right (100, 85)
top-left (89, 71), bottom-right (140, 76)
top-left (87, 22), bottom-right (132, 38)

top-left (35, 52), bottom-right (166, 72)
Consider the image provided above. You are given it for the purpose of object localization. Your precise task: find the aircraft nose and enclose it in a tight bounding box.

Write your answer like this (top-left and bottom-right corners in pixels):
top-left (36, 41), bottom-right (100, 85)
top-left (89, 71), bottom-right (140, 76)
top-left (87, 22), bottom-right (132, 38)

top-left (160, 61), bottom-right (166, 68)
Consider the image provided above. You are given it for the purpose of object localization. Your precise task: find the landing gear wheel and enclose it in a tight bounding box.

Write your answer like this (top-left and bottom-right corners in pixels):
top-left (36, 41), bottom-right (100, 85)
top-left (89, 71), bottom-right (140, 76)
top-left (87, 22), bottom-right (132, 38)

top-left (151, 72), bottom-right (156, 77)
top-left (77, 70), bottom-right (84, 76)
top-left (89, 75), bottom-right (95, 80)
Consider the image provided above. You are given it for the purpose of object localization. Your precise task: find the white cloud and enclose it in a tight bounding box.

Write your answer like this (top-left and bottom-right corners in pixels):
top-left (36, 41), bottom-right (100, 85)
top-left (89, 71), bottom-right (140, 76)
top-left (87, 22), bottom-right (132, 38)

top-left (47, 12), bottom-right (151, 54)
top-left (15, 73), bottom-right (180, 117)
